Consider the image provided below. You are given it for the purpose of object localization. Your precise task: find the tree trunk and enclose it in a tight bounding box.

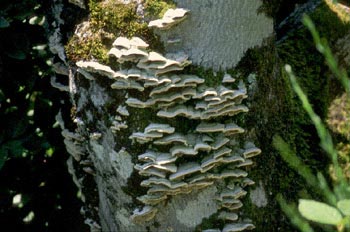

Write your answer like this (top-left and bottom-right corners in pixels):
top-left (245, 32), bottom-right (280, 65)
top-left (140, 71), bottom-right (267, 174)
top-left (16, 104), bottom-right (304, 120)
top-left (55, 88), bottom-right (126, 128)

top-left (52, 0), bottom-right (350, 231)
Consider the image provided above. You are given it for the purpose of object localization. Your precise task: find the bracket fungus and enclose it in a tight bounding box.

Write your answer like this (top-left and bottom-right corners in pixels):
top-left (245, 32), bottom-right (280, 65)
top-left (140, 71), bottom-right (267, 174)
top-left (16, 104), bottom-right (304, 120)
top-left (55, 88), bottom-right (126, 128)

top-left (129, 131), bottom-right (163, 144)
top-left (116, 105), bottom-right (129, 117)
top-left (242, 142), bottom-right (262, 159)
top-left (74, 9), bottom-right (261, 230)
top-left (169, 162), bottom-right (202, 181)
top-left (144, 123), bottom-right (175, 134)
top-left (112, 36), bottom-right (149, 49)
top-left (157, 105), bottom-right (201, 119)
top-left (194, 139), bottom-right (212, 152)
top-left (137, 194), bottom-right (168, 205)
top-left (223, 73), bottom-right (236, 83)
top-left (138, 167), bottom-right (167, 178)
top-left (135, 162), bottom-right (177, 173)
top-left (153, 133), bottom-right (188, 145)
top-left (222, 223), bottom-right (255, 232)
top-left (217, 169), bottom-right (248, 179)
top-left (109, 37), bottom-right (150, 63)
top-left (111, 79), bottom-right (145, 91)
top-left (138, 151), bottom-right (177, 165)
top-left (212, 135), bottom-right (230, 150)
top-left (148, 8), bottom-right (189, 30)
top-left (218, 211), bottom-right (239, 221)
top-left (88, 132), bottom-right (101, 141)
top-left (170, 145), bottom-right (198, 156)
top-left (130, 206), bottom-right (158, 224)
top-left (241, 178), bottom-right (255, 188)
top-left (76, 61), bottom-right (116, 79)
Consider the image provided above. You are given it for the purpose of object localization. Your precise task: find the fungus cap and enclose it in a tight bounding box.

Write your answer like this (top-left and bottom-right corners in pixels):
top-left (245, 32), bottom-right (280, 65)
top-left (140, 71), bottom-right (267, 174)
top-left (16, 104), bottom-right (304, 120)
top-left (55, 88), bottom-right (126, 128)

top-left (218, 211), bottom-right (239, 221)
top-left (112, 37), bottom-right (131, 48)
top-left (222, 223), bottom-right (255, 232)
top-left (138, 151), bottom-right (176, 165)
top-left (138, 167), bottom-right (167, 178)
top-left (153, 133), bottom-right (188, 145)
top-left (169, 162), bottom-right (201, 181)
top-left (243, 147), bottom-right (262, 159)
top-left (223, 73), bottom-right (236, 83)
top-left (170, 145), bottom-right (198, 156)
top-left (137, 194), bottom-right (167, 205)
top-left (235, 159), bottom-right (253, 168)
top-left (219, 169), bottom-right (248, 179)
top-left (212, 135), bottom-right (230, 150)
top-left (76, 61), bottom-right (116, 79)
top-left (116, 105), bottom-right (129, 117)
top-left (111, 79), bottom-right (144, 91)
top-left (196, 122), bottom-right (225, 133)
top-left (130, 206), bottom-right (158, 224)
top-left (119, 47), bottom-right (149, 62)
top-left (144, 123), bottom-right (175, 134)
top-left (213, 147), bottom-right (232, 159)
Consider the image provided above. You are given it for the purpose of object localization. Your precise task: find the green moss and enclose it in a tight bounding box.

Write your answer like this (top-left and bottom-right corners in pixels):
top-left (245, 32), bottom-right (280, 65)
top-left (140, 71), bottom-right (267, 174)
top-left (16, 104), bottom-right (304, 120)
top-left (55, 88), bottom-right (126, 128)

top-left (89, 1), bottom-right (142, 36)
top-left (274, 1), bottom-right (350, 158)
top-left (144, 0), bottom-right (175, 19)
top-left (259, 0), bottom-right (307, 22)
top-left (122, 171), bottom-right (148, 204)
top-left (228, 39), bottom-right (322, 230)
top-left (273, 2), bottom-right (350, 163)
top-left (65, 33), bottom-right (109, 63)
top-left (195, 213), bottom-right (223, 232)
top-left (65, 0), bottom-right (164, 64)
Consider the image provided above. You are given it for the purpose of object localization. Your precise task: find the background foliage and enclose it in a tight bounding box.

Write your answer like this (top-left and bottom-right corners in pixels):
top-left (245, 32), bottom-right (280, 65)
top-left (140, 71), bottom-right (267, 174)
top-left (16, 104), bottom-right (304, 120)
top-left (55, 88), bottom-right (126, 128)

top-left (275, 13), bottom-right (350, 232)
top-left (0, 0), bottom-right (87, 231)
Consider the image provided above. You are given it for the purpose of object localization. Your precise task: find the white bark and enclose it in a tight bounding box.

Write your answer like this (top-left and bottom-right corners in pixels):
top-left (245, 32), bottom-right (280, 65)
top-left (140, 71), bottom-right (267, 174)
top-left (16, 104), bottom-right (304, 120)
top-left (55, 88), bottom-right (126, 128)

top-left (160, 0), bottom-right (273, 70)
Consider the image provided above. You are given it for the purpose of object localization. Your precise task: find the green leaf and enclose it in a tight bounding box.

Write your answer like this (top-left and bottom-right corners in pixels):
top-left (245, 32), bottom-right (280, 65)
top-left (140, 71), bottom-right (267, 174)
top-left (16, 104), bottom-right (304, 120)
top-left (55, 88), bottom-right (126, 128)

top-left (337, 199), bottom-right (350, 216)
top-left (298, 199), bottom-right (343, 225)
top-left (277, 195), bottom-right (314, 232)
top-left (0, 16), bottom-right (10, 28)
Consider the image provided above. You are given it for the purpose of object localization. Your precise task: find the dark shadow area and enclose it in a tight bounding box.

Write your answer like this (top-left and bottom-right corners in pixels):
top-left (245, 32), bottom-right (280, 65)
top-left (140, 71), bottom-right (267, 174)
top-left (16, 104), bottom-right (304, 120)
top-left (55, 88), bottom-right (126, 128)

top-left (0, 0), bottom-right (88, 231)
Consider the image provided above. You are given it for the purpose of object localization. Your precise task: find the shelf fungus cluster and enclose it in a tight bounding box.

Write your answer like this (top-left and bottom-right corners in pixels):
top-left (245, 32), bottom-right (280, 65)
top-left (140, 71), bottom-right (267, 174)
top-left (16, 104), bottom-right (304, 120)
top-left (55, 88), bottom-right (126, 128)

top-left (111, 105), bottom-right (129, 132)
top-left (75, 8), bottom-right (261, 232)
top-left (207, 179), bottom-right (257, 232)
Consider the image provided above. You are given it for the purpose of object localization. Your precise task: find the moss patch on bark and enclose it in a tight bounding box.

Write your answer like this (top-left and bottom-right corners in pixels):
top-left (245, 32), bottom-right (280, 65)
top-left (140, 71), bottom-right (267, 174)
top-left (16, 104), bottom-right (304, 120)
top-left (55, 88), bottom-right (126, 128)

top-left (232, 2), bottom-right (350, 230)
